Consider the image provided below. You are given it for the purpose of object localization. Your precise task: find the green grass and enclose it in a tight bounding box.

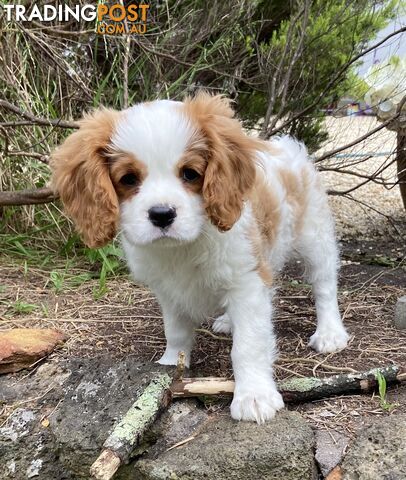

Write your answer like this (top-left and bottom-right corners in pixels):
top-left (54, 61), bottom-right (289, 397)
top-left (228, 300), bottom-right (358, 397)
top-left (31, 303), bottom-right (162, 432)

top-left (5, 300), bottom-right (38, 315)
top-left (375, 371), bottom-right (398, 412)
top-left (48, 270), bottom-right (93, 293)
top-left (0, 222), bottom-right (128, 299)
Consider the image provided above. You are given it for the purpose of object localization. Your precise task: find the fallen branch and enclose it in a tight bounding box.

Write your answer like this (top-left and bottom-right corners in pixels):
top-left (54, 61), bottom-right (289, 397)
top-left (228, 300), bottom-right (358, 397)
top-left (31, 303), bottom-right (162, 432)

top-left (0, 187), bottom-right (57, 206)
top-left (0, 99), bottom-right (78, 129)
top-left (90, 373), bottom-right (172, 480)
top-left (171, 365), bottom-right (402, 402)
top-left (90, 365), bottom-right (403, 480)
top-left (6, 151), bottom-right (50, 164)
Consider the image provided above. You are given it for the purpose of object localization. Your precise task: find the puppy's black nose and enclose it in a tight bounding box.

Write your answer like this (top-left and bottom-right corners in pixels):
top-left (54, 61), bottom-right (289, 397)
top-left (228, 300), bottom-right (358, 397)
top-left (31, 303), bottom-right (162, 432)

top-left (148, 206), bottom-right (177, 229)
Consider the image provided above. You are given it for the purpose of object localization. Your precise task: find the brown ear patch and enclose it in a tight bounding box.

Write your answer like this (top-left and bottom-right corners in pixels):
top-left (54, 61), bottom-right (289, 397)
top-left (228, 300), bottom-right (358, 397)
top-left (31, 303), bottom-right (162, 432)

top-left (183, 92), bottom-right (269, 231)
top-left (50, 108), bottom-right (121, 248)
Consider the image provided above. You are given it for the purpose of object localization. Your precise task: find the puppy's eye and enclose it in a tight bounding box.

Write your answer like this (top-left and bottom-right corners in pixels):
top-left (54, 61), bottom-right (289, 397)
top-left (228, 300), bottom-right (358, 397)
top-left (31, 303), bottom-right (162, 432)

top-left (182, 168), bottom-right (201, 182)
top-left (120, 173), bottom-right (138, 186)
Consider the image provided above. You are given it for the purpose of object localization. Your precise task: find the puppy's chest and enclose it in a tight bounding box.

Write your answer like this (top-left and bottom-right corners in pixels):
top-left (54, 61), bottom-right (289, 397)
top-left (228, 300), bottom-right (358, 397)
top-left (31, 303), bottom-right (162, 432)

top-left (129, 250), bottom-right (234, 318)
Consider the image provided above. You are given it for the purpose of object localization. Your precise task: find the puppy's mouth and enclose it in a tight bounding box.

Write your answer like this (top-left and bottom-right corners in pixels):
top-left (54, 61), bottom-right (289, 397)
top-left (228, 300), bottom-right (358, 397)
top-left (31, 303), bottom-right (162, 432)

top-left (151, 235), bottom-right (185, 247)
top-left (151, 228), bottom-right (189, 246)
top-left (122, 226), bottom-right (190, 248)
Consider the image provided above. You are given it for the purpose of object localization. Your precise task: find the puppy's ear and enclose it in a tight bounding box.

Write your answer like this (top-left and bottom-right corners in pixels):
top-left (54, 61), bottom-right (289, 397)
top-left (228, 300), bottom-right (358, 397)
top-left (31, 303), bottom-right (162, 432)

top-left (50, 108), bottom-right (120, 248)
top-left (185, 92), bottom-right (261, 231)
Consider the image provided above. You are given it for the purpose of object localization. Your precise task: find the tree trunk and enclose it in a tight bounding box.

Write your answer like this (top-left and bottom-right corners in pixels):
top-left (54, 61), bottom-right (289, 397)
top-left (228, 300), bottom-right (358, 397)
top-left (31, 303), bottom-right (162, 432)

top-left (397, 131), bottom-right (406, 210)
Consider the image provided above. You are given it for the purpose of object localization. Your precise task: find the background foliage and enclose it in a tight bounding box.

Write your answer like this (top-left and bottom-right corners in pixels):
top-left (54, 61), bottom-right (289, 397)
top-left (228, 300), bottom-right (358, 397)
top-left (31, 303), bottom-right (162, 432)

top-left (0, 0), bottom-right (403, 262)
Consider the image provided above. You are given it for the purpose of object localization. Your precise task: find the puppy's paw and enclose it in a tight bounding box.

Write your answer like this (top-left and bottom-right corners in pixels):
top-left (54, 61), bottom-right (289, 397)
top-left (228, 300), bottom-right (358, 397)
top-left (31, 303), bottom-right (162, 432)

top-left (230, 385), bottom-right (284, 423)
top-left (157, 349), bottom-right (190, 367)
top-left (309, 327), bottom-right (349, 354)
top-left (212, 313), bottom-right (231, 334)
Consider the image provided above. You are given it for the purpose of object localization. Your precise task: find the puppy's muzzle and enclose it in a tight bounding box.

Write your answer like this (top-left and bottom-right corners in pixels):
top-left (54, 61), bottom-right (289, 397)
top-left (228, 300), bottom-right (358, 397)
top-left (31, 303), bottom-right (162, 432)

top-left (148, 205), bottom-right (177, 229)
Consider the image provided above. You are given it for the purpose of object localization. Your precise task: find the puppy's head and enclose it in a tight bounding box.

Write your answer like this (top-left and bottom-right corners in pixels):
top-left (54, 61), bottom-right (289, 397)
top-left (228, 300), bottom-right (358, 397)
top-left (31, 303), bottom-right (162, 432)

top-left (51, 93), bottom-right (262, 248)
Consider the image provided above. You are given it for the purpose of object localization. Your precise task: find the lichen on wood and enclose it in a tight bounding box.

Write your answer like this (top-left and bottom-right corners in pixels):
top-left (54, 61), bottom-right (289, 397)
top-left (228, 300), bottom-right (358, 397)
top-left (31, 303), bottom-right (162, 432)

top-left (104, 373), bottom-right (172, 458)
top-left (90, 372), bottom-right (172, 479)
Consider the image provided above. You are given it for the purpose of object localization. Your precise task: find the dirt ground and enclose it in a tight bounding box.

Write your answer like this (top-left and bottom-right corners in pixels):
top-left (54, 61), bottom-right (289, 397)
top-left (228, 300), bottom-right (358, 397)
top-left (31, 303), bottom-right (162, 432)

top-left (1, 117), bottom-right (405, 437)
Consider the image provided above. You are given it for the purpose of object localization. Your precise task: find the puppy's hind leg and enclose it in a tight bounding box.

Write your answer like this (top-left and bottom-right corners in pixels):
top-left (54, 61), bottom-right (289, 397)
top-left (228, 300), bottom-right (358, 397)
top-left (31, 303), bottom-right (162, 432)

top-left (157, 304), bottom-right (195, 368)
top-left (298, 205), bottom-right (349, 353)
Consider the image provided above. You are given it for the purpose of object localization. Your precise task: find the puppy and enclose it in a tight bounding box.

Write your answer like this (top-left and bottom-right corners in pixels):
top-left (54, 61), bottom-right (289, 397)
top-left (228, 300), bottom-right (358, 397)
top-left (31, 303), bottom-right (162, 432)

top-left (51, 93), bottom-right (349, 423)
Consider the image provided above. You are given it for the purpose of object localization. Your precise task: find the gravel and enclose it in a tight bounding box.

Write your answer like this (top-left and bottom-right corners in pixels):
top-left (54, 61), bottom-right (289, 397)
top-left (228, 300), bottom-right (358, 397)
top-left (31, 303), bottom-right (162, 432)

top-left (317, 117), bottom-right (403, 240)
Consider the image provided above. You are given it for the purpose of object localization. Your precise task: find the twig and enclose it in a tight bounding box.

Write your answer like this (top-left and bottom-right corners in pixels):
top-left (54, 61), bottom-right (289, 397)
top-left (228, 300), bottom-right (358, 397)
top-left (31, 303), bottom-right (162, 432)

top-left (174, 351), bottom-right (186, 381)
top-left (171, 365), bottom-right (403, 402)
top-left (195, 329), bottom-right (357, 373)
top-left (0, 187), bottom-right (57, 206)
top-left (166, 434), bottom-right (196, 451)
top-left (0, 99), bottom-right (78, 129)
top-left (317, 97), bottom-right (406, 163)
top-left (278, 356), bottom-right (357, 374)
top-left (6, 151), bottom-right (50, 164)
top-left (90, 373), bottom-right (173, 480)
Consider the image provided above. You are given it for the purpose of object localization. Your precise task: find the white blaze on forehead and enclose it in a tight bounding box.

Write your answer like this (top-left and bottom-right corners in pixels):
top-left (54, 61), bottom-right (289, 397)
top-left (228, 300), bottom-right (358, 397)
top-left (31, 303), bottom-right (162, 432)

top-left (111, 100), bottom-right (197, 173)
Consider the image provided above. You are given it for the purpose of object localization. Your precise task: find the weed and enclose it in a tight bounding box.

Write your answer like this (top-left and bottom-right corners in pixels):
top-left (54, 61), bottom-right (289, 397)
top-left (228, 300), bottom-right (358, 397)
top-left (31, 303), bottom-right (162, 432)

top-left (375, 371), bottom-right (398, 412)
top-left (49, 270), bottom-right (93, 293)
top-left (41, 303), bottom-right (49, 317)
top-left (50, 271), bottom-right (65, 293)
top-left (7, 300), bottom-right (38, 315)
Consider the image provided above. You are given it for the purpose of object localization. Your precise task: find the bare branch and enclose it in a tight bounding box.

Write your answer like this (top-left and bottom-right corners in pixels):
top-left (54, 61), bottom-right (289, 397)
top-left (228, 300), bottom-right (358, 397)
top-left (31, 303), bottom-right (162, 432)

top-left (261, 1), bottom-right (311, 138)
top-left (6, 151), bottom-right (50, 164)
top-left (316, 97), bottom-right (406, 163)
top-left (120, 0), bottom-right (131, 109)
top-left (0, 99), bottom-right (78, 129)
top-left (0, 187), bottom-right (57, 206)
top-left (341, 193), bottom-right (404, 237)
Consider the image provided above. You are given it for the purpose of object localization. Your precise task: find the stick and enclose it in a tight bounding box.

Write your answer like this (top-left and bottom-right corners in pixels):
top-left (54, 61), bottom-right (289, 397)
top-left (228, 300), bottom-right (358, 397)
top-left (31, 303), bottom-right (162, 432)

top-left (90, 373), bottom-right (172, 480)
top-left (0, 99), bottom-right (78, 129)
top-left (0, 187), bottom-right (57, 206)
top-left (171, 365), bottom-right (402, 402)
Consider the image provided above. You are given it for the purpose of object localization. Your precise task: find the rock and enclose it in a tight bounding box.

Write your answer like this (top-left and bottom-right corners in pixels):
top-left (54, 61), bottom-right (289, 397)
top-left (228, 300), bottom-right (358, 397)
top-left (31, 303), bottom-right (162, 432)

top-left (0, 361), bottom-right (70, 404)
top-left (0, 360), bottom-right (74, 480)
top-left (0, 356), bottom-right (318, 480)
top-left (326, 466), bottom-right (343, 480)
top-left (49, 358), bottom-right (173, 478)
top-left (341, 414), bottom-right (406, 480)
top-left (147, 399), bottom-right (210, 455)
top-left (315, 429), bottom-right (349, 477)
top-left (394, 296), bottom-right (406, 329)
top-left (0, 357), bottom-right (172, 480)
top-left (132, 410), bottom-right (318, 480)
top-left (0, 328), bottom-right (67, 374)
top-left (0, 405), bottom-right (66, 480)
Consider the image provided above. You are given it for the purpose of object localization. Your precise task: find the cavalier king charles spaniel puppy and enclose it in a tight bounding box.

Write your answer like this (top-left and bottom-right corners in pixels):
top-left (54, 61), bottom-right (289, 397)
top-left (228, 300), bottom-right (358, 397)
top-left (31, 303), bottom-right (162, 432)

top-left (51, 92), bottom-right (349, 423)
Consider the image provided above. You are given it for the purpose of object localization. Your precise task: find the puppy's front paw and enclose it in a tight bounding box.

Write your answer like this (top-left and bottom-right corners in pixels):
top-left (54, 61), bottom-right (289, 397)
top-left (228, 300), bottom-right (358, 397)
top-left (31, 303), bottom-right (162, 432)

top-left (309, 327), bottom-right (349, 354)
top-left (230, 385), bottom-right (284, 424)
top-left (157, 349), bottom-right (190, 367)
top-left (212, 313), bottom-right (231, 334)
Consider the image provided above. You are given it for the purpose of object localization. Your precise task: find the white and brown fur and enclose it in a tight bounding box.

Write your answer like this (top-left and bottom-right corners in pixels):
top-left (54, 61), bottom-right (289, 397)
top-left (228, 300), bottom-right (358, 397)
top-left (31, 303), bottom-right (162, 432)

top-left (51, 93), bottom-right (349, 423)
